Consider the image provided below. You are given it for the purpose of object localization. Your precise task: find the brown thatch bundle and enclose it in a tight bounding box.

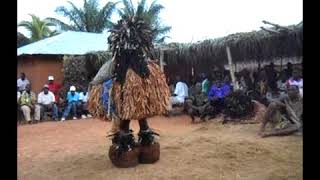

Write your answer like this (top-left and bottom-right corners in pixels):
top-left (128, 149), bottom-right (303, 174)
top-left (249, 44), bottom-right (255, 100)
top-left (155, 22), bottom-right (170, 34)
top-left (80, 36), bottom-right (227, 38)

top-left (88, 84), bottom-right (108, 120)
top-left (61, 55), bottom-right (90, 96)
top-left (112, 61), bottom-right (170, 120)
top-left (62, 52), bottom-right (112, 96)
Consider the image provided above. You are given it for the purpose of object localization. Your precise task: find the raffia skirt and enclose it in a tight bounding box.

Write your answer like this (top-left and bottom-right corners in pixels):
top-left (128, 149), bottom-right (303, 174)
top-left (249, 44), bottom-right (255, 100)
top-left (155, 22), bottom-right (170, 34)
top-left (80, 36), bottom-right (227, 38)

top-left (111, 61), bottom-right (170, 120)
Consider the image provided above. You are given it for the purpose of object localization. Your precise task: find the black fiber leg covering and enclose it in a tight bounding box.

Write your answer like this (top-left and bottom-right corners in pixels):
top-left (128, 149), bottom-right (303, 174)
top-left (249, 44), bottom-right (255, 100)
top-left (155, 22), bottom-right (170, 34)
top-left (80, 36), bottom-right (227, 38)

top-left (120, 120), bottom-right (130, 131)
top-left (138, 118), bottom-right (149, 131)
top-left (110, 119), bottom-right (135, 153)
top-left (108, 119), bottom-right (139, 168)
top-left (120, 119), bottom-right (131, 133)
top-left (138, 118), bottom-right (159, 146)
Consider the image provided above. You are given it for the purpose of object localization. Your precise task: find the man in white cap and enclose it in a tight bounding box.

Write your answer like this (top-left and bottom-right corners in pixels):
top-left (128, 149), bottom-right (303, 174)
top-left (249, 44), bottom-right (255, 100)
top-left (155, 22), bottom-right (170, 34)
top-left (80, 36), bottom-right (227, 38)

top-left (35, 85), bottom-right (58, 121)
top-left (61, 85), bottom-right (80, 121)
top-left (48, 75), bottom-right (62, 104)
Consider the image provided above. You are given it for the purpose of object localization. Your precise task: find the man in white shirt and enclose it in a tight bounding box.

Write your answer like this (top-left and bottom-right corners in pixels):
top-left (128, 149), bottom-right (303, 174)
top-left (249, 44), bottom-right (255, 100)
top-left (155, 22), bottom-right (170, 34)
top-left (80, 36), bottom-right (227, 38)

top-left (170, 76), bottom-right (189, 105)
top-left (78, 89), bottom-right (92, 119)
top-left (17, 73), bottom-right (30, 91)
top-left (35, 85), bottom-right (58, 121)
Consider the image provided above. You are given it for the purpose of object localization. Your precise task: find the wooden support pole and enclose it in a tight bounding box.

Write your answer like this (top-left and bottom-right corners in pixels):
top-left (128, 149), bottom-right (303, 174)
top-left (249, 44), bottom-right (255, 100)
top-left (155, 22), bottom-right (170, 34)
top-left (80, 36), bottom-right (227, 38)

top-left (262, 20), bottom-right (294, 31)
top-left (226, 46), bottom-right (238, 90)
top-left (260, 27), bottom-right (281, 34)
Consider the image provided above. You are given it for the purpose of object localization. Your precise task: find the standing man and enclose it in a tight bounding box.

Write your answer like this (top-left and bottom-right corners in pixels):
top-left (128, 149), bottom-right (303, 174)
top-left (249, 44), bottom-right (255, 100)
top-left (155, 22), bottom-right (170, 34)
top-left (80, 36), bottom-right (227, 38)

top-left (17, 72), bottom-right (30, 92)
top-left (48, 75), bottom-right (62, 104)
top-left (35, 85), bottom-right (58, 121)
top-left (19, 84), bottom-right (36, 124)
top-left (61, 86), bottom-right (80, 121)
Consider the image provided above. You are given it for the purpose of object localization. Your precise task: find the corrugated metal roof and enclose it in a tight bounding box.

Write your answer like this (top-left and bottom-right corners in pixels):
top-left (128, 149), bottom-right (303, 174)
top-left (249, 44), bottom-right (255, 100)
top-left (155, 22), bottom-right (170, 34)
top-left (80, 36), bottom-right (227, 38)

top-left (17, 31), bottom-right (108, 56)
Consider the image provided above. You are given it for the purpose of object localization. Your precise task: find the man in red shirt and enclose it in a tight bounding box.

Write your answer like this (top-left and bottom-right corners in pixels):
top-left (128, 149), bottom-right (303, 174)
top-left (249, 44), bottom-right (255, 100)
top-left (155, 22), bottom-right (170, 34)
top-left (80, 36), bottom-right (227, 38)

top-left (48, 76), bottom-right (62, 104)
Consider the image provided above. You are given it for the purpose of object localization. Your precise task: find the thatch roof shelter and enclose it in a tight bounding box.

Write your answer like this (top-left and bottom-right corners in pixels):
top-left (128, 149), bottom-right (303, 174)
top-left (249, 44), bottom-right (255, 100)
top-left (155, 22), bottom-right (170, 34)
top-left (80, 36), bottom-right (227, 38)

top-left (156, 22), bottom-right (302, 83)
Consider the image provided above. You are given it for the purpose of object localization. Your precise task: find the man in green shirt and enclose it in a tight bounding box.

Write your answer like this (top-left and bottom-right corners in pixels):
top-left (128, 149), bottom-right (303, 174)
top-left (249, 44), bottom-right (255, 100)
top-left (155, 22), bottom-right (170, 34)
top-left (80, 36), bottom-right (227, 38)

top-left (19, 84), bottom-right (36, 124)
top-left (201, 73), bottom-right (210, 95)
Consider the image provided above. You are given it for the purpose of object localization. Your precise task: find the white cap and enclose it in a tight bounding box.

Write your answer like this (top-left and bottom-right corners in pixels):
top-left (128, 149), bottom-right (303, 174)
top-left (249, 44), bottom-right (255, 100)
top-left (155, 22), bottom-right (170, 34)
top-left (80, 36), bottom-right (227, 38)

top-left (43, 84), bottom-right (49, 88)
top-left (48, 76), bottom-right (54, 80)
top-left (70, 86), bottom-right (76, 91)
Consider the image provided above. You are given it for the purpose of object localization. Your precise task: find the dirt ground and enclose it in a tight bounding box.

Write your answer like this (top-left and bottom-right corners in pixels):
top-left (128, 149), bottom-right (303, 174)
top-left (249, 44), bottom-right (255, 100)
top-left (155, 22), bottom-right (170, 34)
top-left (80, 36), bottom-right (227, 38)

top-left (18, 115), bottom-right (302, 180)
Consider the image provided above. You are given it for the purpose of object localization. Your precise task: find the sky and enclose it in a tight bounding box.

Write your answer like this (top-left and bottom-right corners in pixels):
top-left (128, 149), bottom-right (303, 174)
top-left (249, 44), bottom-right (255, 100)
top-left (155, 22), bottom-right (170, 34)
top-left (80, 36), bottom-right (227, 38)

top-left (18, 0), bottom-right (302, 43)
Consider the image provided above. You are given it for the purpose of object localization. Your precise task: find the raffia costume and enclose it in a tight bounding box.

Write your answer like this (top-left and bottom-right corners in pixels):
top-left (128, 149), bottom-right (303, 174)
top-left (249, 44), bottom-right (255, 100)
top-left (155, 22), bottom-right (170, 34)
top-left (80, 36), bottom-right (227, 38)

top-left (112, 61), bottom-right (170, 121)
top-left (89, 16), bottom-right (170, 168)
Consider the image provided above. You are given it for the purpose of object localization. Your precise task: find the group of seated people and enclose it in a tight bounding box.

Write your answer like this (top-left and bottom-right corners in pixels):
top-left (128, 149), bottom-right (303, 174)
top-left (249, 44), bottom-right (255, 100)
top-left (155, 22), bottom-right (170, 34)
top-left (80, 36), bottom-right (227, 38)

top-left (169, 73), bottom-right (233, 122)
top-left (169, 62), bottom-right (303, 128)
top-left (17, 73), bottom-right (92, 124)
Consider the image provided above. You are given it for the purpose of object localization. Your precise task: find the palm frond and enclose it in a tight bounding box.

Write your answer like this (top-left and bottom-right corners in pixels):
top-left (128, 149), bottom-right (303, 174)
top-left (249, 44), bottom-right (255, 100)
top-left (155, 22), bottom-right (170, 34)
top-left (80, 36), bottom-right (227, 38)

top-left (97, 2), bottom-right (118, 31)
top-left (121, 0), bottom-right (135, 17)
top-left (155, 26), bottom-right (171, 35)
top-left (155, 35), bottom-right (170, 43)
top-left (45, 17), bottom-right (73, 31)
top-left (55, 2), bottom-right (85, 31)
top-left (18, 14), bottom-right (56, 42)
top-left (54, 0), bottom-right (116, 33)
top-left (136, 0), bottom-right (147, 17)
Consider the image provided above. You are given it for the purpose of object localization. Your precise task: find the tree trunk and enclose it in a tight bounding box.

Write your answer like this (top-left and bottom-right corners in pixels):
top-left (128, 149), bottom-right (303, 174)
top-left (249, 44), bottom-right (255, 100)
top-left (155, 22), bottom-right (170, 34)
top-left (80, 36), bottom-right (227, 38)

top-left (160, 50), bottom-right (164, 72)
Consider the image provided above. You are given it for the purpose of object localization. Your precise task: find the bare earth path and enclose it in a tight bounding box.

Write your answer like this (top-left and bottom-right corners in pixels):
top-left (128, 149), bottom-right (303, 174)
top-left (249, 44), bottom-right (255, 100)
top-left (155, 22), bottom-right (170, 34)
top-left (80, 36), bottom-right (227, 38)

top-left (18, 115), bottom-right (302, 180)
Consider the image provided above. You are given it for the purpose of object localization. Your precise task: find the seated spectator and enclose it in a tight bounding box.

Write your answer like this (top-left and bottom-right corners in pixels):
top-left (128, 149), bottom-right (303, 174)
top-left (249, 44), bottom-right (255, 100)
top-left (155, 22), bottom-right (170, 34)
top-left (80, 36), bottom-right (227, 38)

top-left (17, 86), bottom-right (21, 103)
top-left (259, 85), bottom-right (302, 138)
top-left (277, 72), bottom-right (288, 96)
top-left (201, 73), bottom-right (210, 95)
top-left (284, 62), bottom-right (293, 80)
top-left (208, 80), bottom-right (231, 114)
top-left (286, 69), bottom-right (303, 97)
top-left (35, 85), bottom-right (58, 121)
top-left (48, 75), bottom-right (62, 104)
top-left (238, 75), bottom-right (248, 92)
top-left (265, 87), bottom-right (287, 106)
top-left (17, 86), bottom-right (22, 122)
top-left (266, 63), bottom-right (278, 91)
top-left (185, 83), bottom-right (213, 122)
top-left (170, 76), bottom-right (188, 105)
top-left (61, 86), bottom-right (80, 121)
top-left (188, 82), bottom-right (197, 98)
top-left (242, 69), bottom-right (254, 91)
top-left (19, 84), bottom-right (36, 124)
top-left (17, 72), bottom-right (30, 92)
top-left (189, 83), bottom-right (209, 106)
top-left (208, 80), bottom-right (231, 100)
top-left (79, 88), bottom-right (92, 119)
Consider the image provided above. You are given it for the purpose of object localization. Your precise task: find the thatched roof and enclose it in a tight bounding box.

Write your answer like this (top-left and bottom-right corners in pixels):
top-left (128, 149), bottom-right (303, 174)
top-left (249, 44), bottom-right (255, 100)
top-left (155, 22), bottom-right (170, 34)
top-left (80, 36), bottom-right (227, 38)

top-left (158, 22), bottom-right (302, 66)
top-left (154, 22), bottom-right (302, 84)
